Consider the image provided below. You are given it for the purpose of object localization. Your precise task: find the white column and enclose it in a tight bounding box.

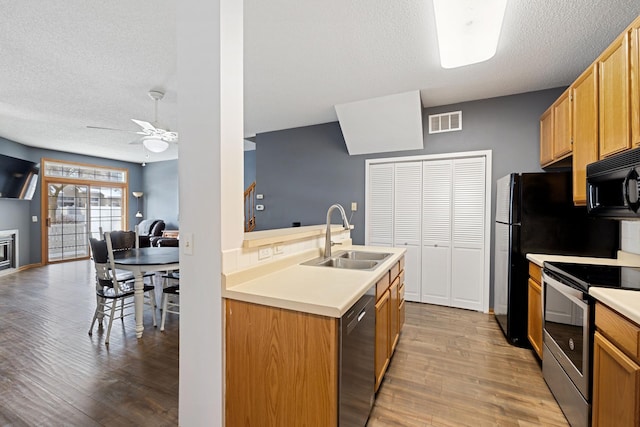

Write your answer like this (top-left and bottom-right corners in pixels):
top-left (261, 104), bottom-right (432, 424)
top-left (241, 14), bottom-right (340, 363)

top-left (177, 0), bottom-right (243, 425)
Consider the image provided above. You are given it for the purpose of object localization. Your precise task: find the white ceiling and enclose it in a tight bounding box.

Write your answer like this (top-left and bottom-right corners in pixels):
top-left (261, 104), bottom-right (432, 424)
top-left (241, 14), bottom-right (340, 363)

top-left (2, 1), bottom-right (640, 164)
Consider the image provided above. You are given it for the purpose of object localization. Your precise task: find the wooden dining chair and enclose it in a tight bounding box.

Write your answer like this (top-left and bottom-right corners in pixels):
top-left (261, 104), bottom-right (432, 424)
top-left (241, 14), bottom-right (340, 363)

top-left (88, 237), bottom-right (158, 345)
top-left (160, 271), bottom-right (179, 332)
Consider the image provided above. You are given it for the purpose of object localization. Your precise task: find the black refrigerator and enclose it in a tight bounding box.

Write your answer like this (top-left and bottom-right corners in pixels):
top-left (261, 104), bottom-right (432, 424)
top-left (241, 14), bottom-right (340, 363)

top-left (493, 172), bottom-right (619, 347)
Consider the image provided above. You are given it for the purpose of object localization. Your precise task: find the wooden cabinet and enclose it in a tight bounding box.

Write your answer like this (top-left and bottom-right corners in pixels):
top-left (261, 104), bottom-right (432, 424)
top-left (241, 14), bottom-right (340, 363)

top-left (572, 64), bottom-right (600, 205)
top-left (553, 89), bottom-right (573, 158)
top-left (598, 32), bottom-right (631, 158)
top-left (540, 107), bottom-right (554, 166)
top-left (375, 288), bottom-right (390, 390)
top-left (540, 14), bottom-right (640, 200)
top-left (374, 257), bottom-right (405, 391)
top-left (225, 299), bottom-right (339, 426)
top-left (527, 262), bottom-right (543, 359)
top-left (540, 89), bottom-right (572, 168)
top-left (630, 17), bottom-right (640, 147)
top-left (593, 302), bottom-right (640, 426)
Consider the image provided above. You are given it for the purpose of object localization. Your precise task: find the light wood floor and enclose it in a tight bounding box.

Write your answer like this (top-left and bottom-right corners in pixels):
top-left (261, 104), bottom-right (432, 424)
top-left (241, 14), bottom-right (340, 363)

top-left (0, 261), bottom-right (568, 426)
top-left (369, 303), bottom-right (569, 427)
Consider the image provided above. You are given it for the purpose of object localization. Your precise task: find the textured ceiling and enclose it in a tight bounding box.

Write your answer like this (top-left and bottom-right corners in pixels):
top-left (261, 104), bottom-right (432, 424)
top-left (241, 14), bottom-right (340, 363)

top-left (2, 1), bottom-right (640, 163)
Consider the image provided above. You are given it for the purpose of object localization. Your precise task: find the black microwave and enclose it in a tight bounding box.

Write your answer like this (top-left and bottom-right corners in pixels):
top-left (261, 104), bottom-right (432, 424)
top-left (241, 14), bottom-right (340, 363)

top-left (587, 146), bottom-right (640, 219)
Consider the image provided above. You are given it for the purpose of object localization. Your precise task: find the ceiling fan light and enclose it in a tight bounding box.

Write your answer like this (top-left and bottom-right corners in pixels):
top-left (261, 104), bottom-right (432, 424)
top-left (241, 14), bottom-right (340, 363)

top-left (142, 137), bottom-right (169, 153)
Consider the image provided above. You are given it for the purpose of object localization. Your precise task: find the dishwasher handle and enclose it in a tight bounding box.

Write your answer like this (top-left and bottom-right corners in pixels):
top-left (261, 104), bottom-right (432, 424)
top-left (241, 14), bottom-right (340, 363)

top-left (346, 300), bottom-right (372, 335)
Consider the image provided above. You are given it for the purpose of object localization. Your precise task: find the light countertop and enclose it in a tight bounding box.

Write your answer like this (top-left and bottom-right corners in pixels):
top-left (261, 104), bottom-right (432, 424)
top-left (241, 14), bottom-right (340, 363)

top-left (526, 251), bottom-right (640, 267)
top-left (223, 245), bottom-right (406, 318)
top-left (527, 251), bottom-right (640, 326)
top-left (590, 287), bottom-right (640, 325)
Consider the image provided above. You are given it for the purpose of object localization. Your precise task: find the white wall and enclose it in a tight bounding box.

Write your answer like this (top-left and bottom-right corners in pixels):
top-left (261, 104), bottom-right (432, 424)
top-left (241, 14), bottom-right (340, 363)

top-left (177, 0), bottom-right (243, 425)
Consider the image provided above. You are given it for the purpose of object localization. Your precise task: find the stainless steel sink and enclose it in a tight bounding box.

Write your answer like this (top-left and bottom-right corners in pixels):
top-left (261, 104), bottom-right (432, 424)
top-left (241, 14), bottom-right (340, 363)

top-left (301, 256), bottom-right (380, 270)
top-left (336, 250), bottom-right (391, 261)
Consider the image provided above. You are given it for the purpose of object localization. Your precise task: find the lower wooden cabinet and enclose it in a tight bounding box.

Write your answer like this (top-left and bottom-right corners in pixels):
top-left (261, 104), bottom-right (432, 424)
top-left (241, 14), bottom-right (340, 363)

top-left (592, 331), bottom-right (640, 426)
top-left (225, 299), bottom-right (339, 426)
top-left (374, 257), bottom-right (405, 392)
top-left (375, 289), bottom-right (390, 390)
top-left (527, 262), bottom-right (543, 359)
top-left (593, 302), bottom-right (640, 426)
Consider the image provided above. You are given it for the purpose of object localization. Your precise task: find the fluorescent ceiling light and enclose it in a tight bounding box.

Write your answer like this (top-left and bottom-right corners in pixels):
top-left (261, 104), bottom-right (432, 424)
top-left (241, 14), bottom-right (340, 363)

top-left (433, 0), bottom-right (507, 69)
top-left (142, 137), bottom-right (169, 153)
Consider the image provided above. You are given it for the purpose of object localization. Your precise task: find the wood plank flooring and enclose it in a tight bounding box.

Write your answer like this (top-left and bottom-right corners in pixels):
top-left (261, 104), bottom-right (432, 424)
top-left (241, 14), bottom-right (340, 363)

top-left (0, 261), bottom-right (179, 426)
top-left (0, 261), bottom-right (568, 426)
top-left (368, 303), bottom-right (569, 427)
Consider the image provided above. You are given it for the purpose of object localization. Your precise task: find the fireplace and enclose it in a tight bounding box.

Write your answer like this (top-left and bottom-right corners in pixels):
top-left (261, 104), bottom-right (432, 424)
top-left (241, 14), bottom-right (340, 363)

top-left (0, 230), bottom-right (17, 274)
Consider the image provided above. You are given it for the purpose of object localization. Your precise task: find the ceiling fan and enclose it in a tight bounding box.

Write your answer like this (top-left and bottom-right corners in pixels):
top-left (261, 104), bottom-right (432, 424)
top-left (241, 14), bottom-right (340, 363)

top-left (87, 90), bottom-right (178, 153)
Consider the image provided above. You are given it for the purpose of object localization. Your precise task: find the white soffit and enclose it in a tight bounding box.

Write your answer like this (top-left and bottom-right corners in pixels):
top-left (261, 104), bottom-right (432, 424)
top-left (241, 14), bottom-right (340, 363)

top-left (335, 91), bottom-right (424, 156)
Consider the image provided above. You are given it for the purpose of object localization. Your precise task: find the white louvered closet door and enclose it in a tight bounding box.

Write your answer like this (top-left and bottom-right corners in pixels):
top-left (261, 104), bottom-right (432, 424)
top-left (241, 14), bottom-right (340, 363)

top-left (421, 160), bottom-right (452, 306)
top-left (393, 162), bottom-right (422, 302)
top-left (367, 164), bottom-right (394, 246)
top-left (450, 157), bottom-right (486, 311)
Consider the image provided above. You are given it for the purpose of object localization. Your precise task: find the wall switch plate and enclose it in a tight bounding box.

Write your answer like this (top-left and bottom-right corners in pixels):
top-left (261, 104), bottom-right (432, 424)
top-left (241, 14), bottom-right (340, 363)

top-left (182, 232), bottom-right (194, 255)
top-left (32, 216), bottom-right (38, 222)
top-left (256, 194), bottom-right (264, 200)
top-left (351, 202), bottom-right (357, 212)
top-left (258, 247), bottom-right (272, 260)
top-left (256, 204), bottom-right (264, 211)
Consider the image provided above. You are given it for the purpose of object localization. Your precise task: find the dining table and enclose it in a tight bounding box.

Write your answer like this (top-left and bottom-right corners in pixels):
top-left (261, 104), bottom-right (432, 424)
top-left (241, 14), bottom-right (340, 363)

top-left (113, 247), bottom-right (180, 338)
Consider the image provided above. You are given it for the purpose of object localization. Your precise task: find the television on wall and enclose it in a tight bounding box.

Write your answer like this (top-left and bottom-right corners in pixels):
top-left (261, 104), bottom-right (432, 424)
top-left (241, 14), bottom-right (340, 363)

top-left (0, 153), bottom-right (39, 200)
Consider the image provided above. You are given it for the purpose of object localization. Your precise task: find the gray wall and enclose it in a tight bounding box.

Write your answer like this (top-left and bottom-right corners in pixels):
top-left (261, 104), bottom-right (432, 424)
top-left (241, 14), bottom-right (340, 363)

top-left (255, 88), bottom-right (566, 240)
top-left (254, 87), bottom-right (568, 307)
top-left (244, 150), bottom-right (256, 190)
top-left (0, 137), bottom-right (145, 266)
top-left (142, 159), bottom-right (179, 230)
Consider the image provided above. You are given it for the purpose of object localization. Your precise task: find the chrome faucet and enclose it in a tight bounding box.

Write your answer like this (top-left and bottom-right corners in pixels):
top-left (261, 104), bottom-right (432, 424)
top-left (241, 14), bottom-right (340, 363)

top-left (325, 204), bottom-right (350, 258)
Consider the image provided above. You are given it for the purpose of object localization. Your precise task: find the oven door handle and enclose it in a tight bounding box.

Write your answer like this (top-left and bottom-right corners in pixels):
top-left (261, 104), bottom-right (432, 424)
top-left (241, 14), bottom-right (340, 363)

top-left (543, 273), bottom-right (589, 308)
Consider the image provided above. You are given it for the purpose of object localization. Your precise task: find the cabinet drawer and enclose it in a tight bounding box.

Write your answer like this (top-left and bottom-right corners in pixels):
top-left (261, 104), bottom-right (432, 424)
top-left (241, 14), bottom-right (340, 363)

top-left (375, 272), bottom-right (390, 301)
top-left (529, 262), bottom-right (542, 284)
top-left (399, 256), bottom-right (405, 272)
top-left (399, 270), bottom-right (405, 287)
top-left (596, 303), bottom-right (640, 362)
top-left (390, 261), bottom-right (400, 282)
top-left (399, 281), bottom-right (405, 301)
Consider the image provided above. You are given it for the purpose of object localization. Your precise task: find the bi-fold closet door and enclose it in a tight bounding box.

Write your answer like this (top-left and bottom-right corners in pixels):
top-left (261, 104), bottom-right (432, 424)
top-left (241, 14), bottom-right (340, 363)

top-left (366, 155), bottom-right (486, 311)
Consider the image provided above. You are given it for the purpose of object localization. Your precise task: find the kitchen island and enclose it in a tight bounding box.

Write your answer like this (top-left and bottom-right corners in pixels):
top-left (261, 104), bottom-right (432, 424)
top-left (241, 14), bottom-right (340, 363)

top-left (223, 243), bottom-right (406, 426)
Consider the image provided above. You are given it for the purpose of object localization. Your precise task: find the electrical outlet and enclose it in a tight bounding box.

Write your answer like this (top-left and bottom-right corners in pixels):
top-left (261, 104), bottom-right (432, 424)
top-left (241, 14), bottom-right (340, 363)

top-left (351, 202), bottom-right (357, 212)
top-left (32, 216), bottom-right (38, 222)
top-left (274, 244), bottom-right (283, 254)
top-left (258, 247), bottom-right (272, 260)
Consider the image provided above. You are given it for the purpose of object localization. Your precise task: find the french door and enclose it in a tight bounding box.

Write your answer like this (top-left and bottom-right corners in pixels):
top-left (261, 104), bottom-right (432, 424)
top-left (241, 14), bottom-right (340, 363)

top-left (41, 159), bottom-right (129, 264)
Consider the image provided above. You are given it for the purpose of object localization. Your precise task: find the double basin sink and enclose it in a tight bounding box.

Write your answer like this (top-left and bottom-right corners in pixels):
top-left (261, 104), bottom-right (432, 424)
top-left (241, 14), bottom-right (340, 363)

top-left (301, 250), bottom-right (392, 271)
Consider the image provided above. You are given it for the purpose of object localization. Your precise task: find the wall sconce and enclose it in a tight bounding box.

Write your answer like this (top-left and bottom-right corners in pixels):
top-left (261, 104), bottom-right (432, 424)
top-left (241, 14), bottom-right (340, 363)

top-left (132, 191), bottom-right (143, 218)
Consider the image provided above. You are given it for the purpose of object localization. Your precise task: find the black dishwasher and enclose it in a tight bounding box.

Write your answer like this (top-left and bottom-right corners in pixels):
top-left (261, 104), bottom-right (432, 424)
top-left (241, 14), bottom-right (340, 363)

top-left (339, 284), bottom-right (376, 426)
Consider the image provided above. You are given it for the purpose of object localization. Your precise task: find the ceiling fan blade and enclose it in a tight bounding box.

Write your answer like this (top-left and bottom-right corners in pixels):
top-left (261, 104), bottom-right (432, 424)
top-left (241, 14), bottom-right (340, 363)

top-left (86, 125), bottom-right (138, 133)
top-left (132, 119), bottom-right (157, 132)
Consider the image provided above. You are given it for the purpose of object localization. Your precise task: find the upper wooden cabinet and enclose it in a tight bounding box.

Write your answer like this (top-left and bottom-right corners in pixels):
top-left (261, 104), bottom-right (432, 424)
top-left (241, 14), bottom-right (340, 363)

top-left (630, 17), bottom-right (640, 147)
top-left (572, 64), bottom-right (599, 205)
top-left (598, 31), bottom-right (631, 158)
top-left (539, 107), bottom-right (554, 166)
top-left (553, 89), bottom-right (572, 158)
top-left (540, 13), bottom-right (640, 204)
top-left (540, 89), bottom-right (572, 168)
